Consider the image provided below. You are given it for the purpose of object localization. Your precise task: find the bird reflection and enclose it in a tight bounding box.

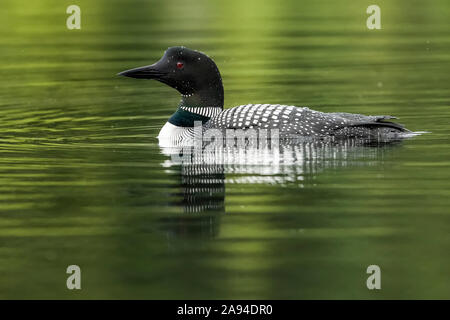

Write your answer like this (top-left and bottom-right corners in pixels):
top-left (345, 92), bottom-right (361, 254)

top-left (159, 139), bottom-right (402, 238)
top-left (158, 163), bottom-right (225, 240)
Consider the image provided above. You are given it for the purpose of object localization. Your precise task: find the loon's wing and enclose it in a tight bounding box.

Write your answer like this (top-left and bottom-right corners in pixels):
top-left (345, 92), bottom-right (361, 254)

top-left (328, 113), bottom-right (407, 131)
top-left (207, 104), bottom-right (409, 136)
top-left (328, 112), bottom-right (396, 122)
top-left (343, 121), bottom-right (407, 131)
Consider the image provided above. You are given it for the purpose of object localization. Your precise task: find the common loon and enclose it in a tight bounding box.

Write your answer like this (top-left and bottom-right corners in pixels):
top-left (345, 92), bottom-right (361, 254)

top-left (119, 46), bottom-right (412, 145)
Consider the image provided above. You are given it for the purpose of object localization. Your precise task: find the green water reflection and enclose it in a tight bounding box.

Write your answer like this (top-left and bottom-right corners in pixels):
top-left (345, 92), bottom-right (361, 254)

top-left (0, 0), bottom-right (449, 299)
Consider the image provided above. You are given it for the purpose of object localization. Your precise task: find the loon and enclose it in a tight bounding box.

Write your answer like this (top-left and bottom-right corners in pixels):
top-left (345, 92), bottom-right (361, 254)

top-left (119, 46), bottom-right (411, 145)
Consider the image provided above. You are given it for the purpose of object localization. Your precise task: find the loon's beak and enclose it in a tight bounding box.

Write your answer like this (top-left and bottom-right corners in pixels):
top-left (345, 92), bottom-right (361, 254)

top-left (118, 64), bottom-right (166, 79)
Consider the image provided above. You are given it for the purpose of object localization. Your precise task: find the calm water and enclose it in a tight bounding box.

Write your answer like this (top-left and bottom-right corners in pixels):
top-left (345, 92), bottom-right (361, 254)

top-left (0, 0), bottom-right (449, 299)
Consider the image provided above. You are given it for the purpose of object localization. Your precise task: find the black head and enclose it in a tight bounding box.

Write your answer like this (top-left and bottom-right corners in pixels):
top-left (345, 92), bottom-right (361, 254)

top-left (118, 46), bottom-right (224, 108)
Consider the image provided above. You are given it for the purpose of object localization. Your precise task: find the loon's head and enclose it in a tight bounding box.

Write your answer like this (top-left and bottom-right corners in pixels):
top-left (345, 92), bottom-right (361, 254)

top-left (119, 46), bottom-right (224, 109)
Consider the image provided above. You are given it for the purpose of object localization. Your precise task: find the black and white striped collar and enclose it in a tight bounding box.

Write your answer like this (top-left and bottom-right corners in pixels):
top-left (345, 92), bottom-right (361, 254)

top-left (180, 106), bottom-right (222, 118)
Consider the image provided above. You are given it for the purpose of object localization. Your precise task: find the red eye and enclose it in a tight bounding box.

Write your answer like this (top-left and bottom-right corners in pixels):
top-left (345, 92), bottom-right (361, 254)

top-left (176, 62), bottom-right (184, 69)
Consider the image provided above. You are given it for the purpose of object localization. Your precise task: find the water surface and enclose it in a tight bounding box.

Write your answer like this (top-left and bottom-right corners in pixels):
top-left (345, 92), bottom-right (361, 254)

top-left (0, 0), bottom-right (449, 299)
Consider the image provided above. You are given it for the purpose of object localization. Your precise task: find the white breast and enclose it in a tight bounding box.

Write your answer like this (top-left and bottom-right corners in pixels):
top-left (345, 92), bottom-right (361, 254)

top-left (157, 122), bottom-right (195, 147)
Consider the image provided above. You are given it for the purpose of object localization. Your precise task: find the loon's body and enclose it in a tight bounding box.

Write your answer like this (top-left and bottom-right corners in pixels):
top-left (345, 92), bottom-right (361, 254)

top-left (119, 47), bottom-right (411, 145)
